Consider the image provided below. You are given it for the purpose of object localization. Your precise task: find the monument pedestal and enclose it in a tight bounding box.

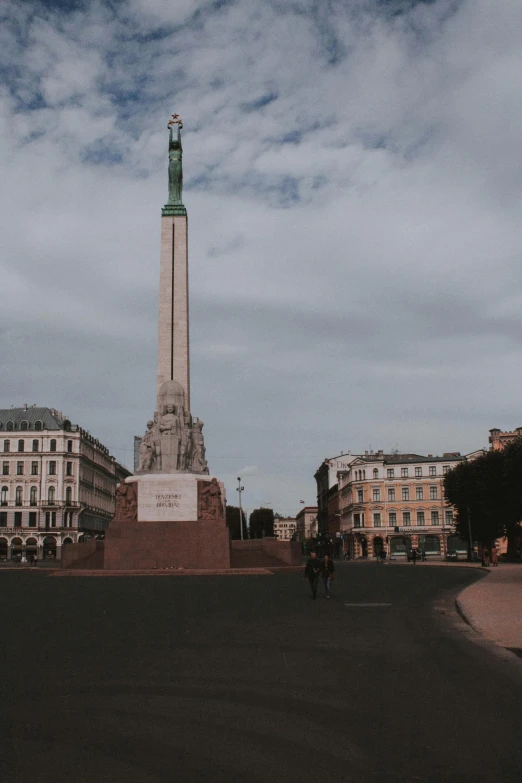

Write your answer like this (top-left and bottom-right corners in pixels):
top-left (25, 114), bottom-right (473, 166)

top-left (104, 474), bottom-right (230, 571)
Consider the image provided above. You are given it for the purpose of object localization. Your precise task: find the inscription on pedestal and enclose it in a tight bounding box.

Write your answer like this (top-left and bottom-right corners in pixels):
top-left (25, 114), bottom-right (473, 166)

top-left (137, 476), bottom-right (199, 522)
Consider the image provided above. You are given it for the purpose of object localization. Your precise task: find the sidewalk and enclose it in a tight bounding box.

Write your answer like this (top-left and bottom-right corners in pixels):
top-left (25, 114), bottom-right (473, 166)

top-left (456, 564), bottom-right (522, 650)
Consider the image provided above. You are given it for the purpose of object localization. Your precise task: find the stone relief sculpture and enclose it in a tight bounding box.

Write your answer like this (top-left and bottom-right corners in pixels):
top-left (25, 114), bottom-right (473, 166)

top-left (114, 480), bottom-right (138, 523)
top-left (198, 478), bottom-right (224, 522)
top-left (136, 384), bottom-right (209, 475)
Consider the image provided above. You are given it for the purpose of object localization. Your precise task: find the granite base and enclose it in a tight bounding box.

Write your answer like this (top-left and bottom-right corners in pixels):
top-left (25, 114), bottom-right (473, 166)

top-left (104, 518), bottom-right (230, 571)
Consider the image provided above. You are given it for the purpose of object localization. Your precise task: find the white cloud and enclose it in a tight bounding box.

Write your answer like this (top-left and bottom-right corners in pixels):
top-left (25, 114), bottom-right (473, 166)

top-left (1, 0), bottom-right (522, 513)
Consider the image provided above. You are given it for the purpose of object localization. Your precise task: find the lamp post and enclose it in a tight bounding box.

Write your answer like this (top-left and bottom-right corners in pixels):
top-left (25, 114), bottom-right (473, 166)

top-left (236, 477), bottom-right (244, 541)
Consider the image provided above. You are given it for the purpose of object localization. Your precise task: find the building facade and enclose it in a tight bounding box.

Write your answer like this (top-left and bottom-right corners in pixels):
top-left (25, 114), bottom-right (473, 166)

top-left (273, 517), bottom-right (297, 541)
top-left (314, 453), bottom-right (361, 533)
top-left (489, 427), bottom-right (522, 451)
top-left (0, 406), bottom-right (130, 561)
top-left (338, 452), bottom-right (467, 560)
top-left (295, 506), bottom-right (318, 543)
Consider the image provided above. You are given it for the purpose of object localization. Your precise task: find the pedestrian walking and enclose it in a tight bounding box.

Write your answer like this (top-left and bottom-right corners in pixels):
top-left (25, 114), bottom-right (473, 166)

top-left (321, 554), bottom-right (335, 598)
top-left (421, 548), bottom-right (426, 562)
top-left (304, 551), bottom-right (322, 599)
top-left (491, 546), bottom-right (498, 566)
top-left (411, 548), bottom-right (417, 565)
top-left (379, 548), bottom-right (387, 563)
top-left (482, 547), bottom-right (490, 567)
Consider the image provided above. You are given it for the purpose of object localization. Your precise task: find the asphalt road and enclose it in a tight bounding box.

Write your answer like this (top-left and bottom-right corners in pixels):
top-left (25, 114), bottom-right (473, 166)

top-left (1, 564), bottom-right (521, 782)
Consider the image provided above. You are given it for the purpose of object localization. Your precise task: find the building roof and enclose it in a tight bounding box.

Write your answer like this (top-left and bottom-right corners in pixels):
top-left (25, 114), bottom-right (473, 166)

top-left (0, 406), bottom-right (71, 432)
top-left (339, 451), bottom-right (464, 470)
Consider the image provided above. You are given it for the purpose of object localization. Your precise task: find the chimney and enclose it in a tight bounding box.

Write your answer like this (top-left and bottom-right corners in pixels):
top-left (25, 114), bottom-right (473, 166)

top-left (23, 403), bottom-right (27, 411)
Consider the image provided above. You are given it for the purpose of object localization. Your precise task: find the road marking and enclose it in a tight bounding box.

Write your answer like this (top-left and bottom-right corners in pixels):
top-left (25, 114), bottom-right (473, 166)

top-left (344, 603), bottom-right (392, 607)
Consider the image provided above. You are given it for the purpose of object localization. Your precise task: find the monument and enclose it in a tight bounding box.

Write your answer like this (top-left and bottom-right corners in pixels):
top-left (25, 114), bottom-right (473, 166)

top-left (104, 115), bottom-right (230, 570)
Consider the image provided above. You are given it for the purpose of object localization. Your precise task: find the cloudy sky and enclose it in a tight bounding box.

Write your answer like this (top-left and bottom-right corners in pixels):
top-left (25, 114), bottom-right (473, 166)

top-left (1, 0), bottom-right (522, 515)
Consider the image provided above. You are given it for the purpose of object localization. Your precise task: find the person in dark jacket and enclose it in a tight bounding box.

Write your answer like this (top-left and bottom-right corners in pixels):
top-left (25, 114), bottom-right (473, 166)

top-left (304, 552), bottom-right (322, 599)
top-left (321, 554), bottom-right (335, 598)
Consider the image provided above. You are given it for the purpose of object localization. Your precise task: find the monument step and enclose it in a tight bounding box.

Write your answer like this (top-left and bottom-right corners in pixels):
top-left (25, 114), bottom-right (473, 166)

top-left (230, 550), bottom-right (289, 569)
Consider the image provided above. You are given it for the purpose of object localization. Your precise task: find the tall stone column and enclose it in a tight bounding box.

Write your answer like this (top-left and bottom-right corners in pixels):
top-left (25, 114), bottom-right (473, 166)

top-left (157, 212), bottom-right (190, 411)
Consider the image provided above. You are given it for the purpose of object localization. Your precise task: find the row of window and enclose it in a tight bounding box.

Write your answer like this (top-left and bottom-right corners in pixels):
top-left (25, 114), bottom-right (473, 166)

top-left (2, 461), bottom-right (74, 476)
top-left (2, 439), bottom-right (73, 453)
top-left (360, 486), bottom-right (440, 503)
top-left (0, 510), bottom-right (74, 528)
top-left (353, 465), bottom-right (451, 481)
top-left (353, 510), bottom-right (453, 528)
top-left (1, 486), bottom-right (74, 505)
top-left (1, 420), bottom-right (44, 431)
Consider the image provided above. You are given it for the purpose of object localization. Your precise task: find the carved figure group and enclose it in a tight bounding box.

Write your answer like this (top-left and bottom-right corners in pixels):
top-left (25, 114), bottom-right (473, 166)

top-left (137, 404), bottom-right (208, 475)
top-left (115, 479), bottom-right (138, 523)
top-left (198, 478), bottom-right (224, 521)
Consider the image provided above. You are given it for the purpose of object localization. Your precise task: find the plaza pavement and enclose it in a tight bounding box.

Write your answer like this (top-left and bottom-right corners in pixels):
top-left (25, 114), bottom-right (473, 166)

top-left (456, 563), bottom-right (522, 651)
top-left (2, 564), bottom-right (522, 782)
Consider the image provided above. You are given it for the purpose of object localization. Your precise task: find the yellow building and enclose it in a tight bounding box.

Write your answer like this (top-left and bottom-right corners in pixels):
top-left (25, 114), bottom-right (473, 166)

top-left (338, 451), bottom-right (468, 559)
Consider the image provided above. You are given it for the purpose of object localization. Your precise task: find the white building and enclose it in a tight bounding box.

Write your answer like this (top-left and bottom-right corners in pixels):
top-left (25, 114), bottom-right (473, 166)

top-left (0, 405), bottom-right (130, 562)
top-left (295, 506), bottom-right (318, 543)
top-left (273, 517), bottom-right (296, 541)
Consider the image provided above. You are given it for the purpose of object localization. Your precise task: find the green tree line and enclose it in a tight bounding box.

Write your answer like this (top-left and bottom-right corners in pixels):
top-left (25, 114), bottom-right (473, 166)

top-left (444, 438), bottom-right (522, 556)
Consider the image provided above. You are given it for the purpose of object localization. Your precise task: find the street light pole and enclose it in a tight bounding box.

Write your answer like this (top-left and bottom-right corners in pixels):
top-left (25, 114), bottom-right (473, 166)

top-left (236, 477), bottom-right (244, 541)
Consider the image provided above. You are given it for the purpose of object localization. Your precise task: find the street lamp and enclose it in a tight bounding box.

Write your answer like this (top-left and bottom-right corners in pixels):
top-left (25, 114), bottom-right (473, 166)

top-left (236, 477), bottom-right (244, 540)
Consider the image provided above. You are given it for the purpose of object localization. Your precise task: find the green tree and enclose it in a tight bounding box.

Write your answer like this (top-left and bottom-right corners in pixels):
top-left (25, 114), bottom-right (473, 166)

top-left (249, 507), bottom-right (275, 539)
top-left (444, 444), bottom-right (522, 556)
top-left (225, 505), bottom-right (247, 540)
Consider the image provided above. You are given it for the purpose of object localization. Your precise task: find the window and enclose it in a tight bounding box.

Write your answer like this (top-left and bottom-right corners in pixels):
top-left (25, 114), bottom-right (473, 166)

top-left (3, 440), bottom-right (9, 452)
top-left (373, 468), bottom-right (378, 478)
top-left (389, 511), bottom-right (397, 525)
top-left (50, 439), bottom-right (57, 452)
top-left (372, 488), bottom-right (380, 502)
top-left (445, 510), bottom-right (454, 525)
top-left (31, 462), bottom-right (38, 475)
top-left (18, 440), bottom-right (24, 452)
top-left (49, 461), bottom-right (56, 475)
top-left (14, 511), bottom-right (22, 526)
top-left (431, 510), bottom-right (439, 525)
top-left (15, 487), bottom-right (23, 506)
top-left (65, 487), bottom-right (72, 504)
top-left (354, 513), bottom-right (362, 528)
top-left (16, 461), bottom-right (24, 476)
top-left (388, 488), bottom-right (395, 501)
top-left (6, 422), bottom-right (13, 431)
top-left (67, 440), bottom-right (73, 453)
top-left (402, 487), bottom-right (410, 501)
top-left (20, 421), bottom-right (28, 431)
top-left (373, 512), bottom-right (382, 527)
top-left (2, 462), bottom-right (8, 476)
top-left (0, 512), bottom-right (6, 525)
top-left (1, 486), bottom-right (7, 506)
top-left (417, 511), bottom-right (425, 525)
top-left (357, 489), bottom-right (364, 503)
top-left (30, 486), bottom-right (38, 506)
top-left (401, 467), bottom-right (408, 477)
top-left (34, 421), bottom-right (42, 431)
top-left (51, 511), bottom-right (56, 528)
top-left (387, 468), bottom-right (394, 479)
top-left (402, 511), bottom-right (411, 525)
top-left (32, 440), bottom-right (39, 452)
top-left (66, 462), bottom-right (73, 476)
top-left (48, 486), bottom-right (55, 505)
top-left (29, 512), bottom-right (37, 527)
top-left (429, 466), bottom-right (436, 476)
top-left (443, 465), bottom-right (450, 474)
top-left (415, 467), bottom-right (422, 477)
top-left (429, 486), bottom-right (438, 500)
top-left (416, 486), bottom-right (423, 500)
